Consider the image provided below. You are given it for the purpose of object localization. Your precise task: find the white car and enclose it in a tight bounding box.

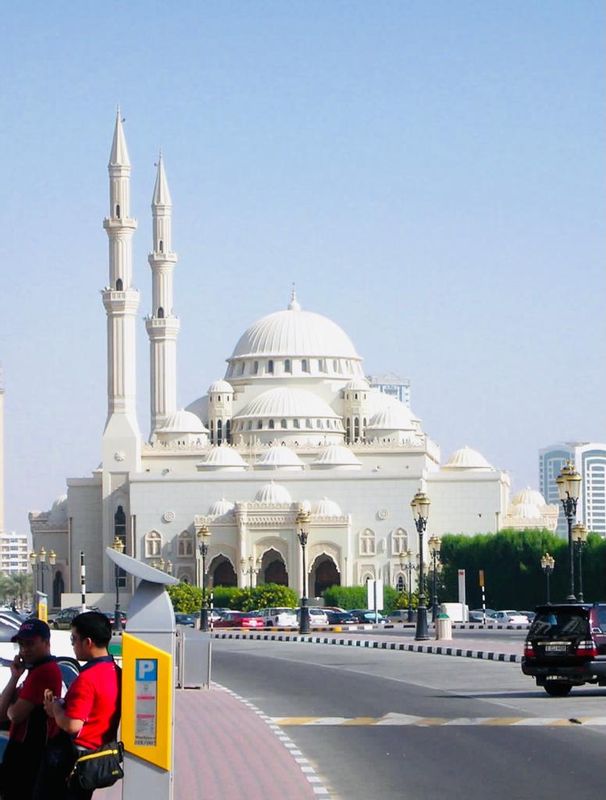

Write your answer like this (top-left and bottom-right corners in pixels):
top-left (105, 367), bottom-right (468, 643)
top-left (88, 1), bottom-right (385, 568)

top-left (261, 607), bottom-right (298, 627)
top-left (494, 610), bottom-right (529, 625)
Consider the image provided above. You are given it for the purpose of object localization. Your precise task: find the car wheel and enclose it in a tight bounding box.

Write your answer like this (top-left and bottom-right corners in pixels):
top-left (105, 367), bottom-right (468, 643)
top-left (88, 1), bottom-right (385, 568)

top-left (544, 681), bottom-right (573, 697)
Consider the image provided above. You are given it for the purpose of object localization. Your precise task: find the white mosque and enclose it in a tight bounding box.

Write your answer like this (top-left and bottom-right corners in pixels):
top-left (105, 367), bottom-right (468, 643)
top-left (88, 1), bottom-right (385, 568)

top-left (28, 113), bottom-right (557, 607)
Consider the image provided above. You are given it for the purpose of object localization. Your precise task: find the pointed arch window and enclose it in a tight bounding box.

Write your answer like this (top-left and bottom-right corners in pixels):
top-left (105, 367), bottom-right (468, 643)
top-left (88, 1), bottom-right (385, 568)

top-left (359, 529), bottom-right (376, 556)
top-left (293, 419), bottom-right (300, 429)
top-left (280, 419), bottom-right (287, 429)
top-left (269, 419), bottom-right (275, 430)
top-left (114, 506), bottom-right (127, 587)
top-left (267, 360), bottom-right (274, 374)
top-left (302, 359), bottom-right (309, 373)
top-left (115, 278), bottom-right (123, 291)
top-left (284, 359), bottom-right (292, 374)
top-left (391, 528), bottom-right (408, 555)
top-left (177, 530), bottom-right (194, 558)
top-left (145, 530), bottom-right (162, 558)
top-left (354, 418), bottom-right (360, 441)
top-left (209, 420), bottom-right (214, 444)
top-left (226, 419), bottom-right (232, 443)
top-left (257, 419), bottom-right (263, 429)
top-left (159, 240), bottom-right (164, 253)
top-left (217, 419), bottom-right (223, 445)
top-left (115, 204), bottom-right (121, 219)
top-left (157, 307), bottom-right (164, 318)
top-left (346, 418), bottom-right (351, 443)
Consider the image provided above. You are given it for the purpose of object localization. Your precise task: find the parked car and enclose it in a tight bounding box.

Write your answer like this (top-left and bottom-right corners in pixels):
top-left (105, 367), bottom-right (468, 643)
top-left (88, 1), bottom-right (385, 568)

top-left (325, 610), bottom-right (358, 625)
top-left (308, 608), bottom-right (329, 626)
top-left (469, 608), bottom-right (497, 623)
top-left (213, 611), bottom-right (265, 629)
top-left (103, 610), bottom-right (128, 628)
top-left (175, 613), bottom-right (197, 627)
top-left (348, 609), bottom-right (388, 624)
top-left (260, 607), bottom-right (298, 627)
top-left (493, 610), bottom-right (530, 625)
top-left (386, 609), bottom-right (413, 623)
top-left (522, 603), bottom-right (606, 696)
top-left (518, 610), bottom-right (536, 623)
top-left (48, 606), bottom-right (102, 630)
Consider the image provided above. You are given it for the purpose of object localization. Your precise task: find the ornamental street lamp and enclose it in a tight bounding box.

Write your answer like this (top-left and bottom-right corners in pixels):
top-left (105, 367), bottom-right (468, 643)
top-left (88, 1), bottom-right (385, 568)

top-left (29, 547), bottom-right (56, 597)
top-left (572, 523), bottom-right (588, 602)
top-left (428, 535), bottom-right (441, 622)
top-left (411, 490), bottom-right (431, 641)
top-left (240, 556), bottom-right (259, 588)
top-left (197, 524), bottom-right (212, 632)
top-left (111, 536), bottom-right (125, 631)
top-left (540, 552), bottom-right (555, 604)
top-left (556, 462), bottom-right (582, 602)
top-left (296, 508), bottom-right (311, 634)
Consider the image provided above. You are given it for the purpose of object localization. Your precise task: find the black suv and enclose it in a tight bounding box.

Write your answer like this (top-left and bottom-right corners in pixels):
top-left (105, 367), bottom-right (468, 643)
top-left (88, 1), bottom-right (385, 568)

top-left (521, 603), bottom-right (606, 696)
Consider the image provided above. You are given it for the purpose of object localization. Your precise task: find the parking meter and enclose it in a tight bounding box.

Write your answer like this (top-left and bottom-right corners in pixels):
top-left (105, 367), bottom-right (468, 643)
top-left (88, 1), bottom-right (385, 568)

top-left (106, 548), bottom-right (179, 800)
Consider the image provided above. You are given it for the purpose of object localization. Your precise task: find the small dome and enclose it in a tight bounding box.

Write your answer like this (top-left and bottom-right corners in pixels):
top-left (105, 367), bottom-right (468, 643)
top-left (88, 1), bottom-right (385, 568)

top-left (229, 301), bottom-right (361, 360)
top-left (198, 446), bottom-right (247, 471)
top-left (344, 378), bottom-right (370, 391)
top-left (255, 447), bottom-right (304, 470)
top-left (157, 409), bottom-right (208, 434)
top-left (208, 379), bottom-right (234, 395)
top-left (312, 497), bottom-right (343, 517)
top-left (511, 488), bottom-right (548, 508)
top-left (444, 446), bottom-right (493, 471)
top-left (254, 482), bottom-right (292, 504)
top-left (367, 401), bottom-right (415, 431)
top-left (48, 495), bottom-right (68, 527)
top-left (312, 445), bottom-right (361, 469)
top-left (235, 386), bottom-right (341, 422)
top-left (207, 498), bottom-right (236, 517)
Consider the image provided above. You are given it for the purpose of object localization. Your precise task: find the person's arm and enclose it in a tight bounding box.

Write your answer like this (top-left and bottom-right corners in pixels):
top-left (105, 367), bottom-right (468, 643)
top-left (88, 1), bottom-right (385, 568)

top-left (43, 688), bottom-right (84, 736)
top-left (0, 656), bottom-right (27, 723)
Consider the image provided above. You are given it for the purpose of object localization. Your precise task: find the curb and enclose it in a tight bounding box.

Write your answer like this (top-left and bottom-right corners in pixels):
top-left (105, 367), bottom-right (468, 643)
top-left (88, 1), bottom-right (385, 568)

top-left (211, 631), bottom-right (522, 663)
top-left (215, 683), bottom-right (331, 796)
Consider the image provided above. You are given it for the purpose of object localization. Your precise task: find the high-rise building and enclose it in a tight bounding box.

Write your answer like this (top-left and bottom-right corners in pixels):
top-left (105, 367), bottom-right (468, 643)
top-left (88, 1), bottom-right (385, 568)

top-left (367, 373), bottom-right (411, 408)
top-left (0, 532), bottom-right (30, 575)
top-left (539, 443), bottom-right (606, 536)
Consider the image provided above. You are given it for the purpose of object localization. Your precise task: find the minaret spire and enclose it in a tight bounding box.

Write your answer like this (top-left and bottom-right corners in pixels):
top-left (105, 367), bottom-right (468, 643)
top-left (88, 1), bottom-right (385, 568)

top-left (146, 153), bottom-right (180, 436)
top-left (101, 110), bottom-right (141, 468)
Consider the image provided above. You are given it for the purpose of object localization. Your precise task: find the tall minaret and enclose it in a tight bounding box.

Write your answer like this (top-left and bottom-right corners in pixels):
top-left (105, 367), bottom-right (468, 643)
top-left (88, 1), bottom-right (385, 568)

top-left (146, 153), bottom-right (180, 436)
top-left (101, 110), bottom-right (141, 469)
top-left (0, 367), bottom-right (4, 533)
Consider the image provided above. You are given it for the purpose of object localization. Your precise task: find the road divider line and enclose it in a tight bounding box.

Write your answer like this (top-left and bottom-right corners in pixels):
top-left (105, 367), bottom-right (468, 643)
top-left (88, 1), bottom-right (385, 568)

top-left (270, 714), bottom-right (606, 727)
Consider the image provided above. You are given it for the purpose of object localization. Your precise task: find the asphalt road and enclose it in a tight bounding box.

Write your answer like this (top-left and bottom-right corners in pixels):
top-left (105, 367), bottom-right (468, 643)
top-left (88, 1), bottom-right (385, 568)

top-left (213, 638), bottom-right (606, 800)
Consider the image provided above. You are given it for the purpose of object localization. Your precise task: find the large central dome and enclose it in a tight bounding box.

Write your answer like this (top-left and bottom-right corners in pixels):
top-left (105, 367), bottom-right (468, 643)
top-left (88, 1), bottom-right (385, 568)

top-left (229, 294), bottom-right (361, 360)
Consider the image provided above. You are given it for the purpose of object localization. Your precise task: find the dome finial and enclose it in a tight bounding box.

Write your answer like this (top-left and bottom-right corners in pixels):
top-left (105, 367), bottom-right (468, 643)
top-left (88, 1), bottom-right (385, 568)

top-left (288, 283), bottom-right (301, 311)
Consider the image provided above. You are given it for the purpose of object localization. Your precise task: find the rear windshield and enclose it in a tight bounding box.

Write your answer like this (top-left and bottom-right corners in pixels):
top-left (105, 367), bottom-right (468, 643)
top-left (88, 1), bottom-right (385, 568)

top-left (530, 611), bottom-right (589, 638)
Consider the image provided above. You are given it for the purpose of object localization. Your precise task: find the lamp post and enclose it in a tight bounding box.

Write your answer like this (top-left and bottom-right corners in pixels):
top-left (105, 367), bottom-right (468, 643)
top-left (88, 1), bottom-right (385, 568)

top-left (110, 536), bottom-right (125, 631)
top-left (403, 550), bottom-right (414, 622)
top-left (29, 547), bottom-right (56, 597)
top-left (428, 534), bottom-right (441, 622)
top-left (296, 508), bottom-right (311, 634)
top-left (240, 556), bottom-right (259, 588)
top-left (197, 524), bottom-right (211, 632)
top-left (411, 490), bottom-right (431, 641)
top-left (572, 523), bottom-right (588, 602)
top-left (540, 552), bottom-right (555, 604)
top-left (556, 461), bottom-right (582, 602)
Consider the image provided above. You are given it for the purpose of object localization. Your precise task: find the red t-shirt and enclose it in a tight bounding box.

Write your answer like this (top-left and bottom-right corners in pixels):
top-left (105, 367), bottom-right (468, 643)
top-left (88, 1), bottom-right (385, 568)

top-left (11, 659), bottom-right (63, 743)
top-left (64, 658), bottom-right (121, 750)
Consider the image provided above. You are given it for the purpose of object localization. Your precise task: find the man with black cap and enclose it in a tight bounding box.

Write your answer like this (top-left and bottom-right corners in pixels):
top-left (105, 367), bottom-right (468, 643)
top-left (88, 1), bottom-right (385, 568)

top-left (0, 619), bottom-right (62, 799)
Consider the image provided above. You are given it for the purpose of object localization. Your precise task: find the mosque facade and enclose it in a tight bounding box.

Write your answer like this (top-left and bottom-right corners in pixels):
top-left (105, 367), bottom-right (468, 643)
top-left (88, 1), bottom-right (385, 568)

top-left (29, 114), bottom-right (548, 606)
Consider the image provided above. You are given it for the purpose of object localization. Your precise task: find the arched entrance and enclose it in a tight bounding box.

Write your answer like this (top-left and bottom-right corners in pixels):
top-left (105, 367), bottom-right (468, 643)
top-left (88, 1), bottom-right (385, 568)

top-left (52, 570), bottom-right (65, 608)
top-left (209, 556), bottom-right (237, 587)
top-left (259, 549), bottom-right (288, 586)
top-left (311, 555), bottom-right (340, 597)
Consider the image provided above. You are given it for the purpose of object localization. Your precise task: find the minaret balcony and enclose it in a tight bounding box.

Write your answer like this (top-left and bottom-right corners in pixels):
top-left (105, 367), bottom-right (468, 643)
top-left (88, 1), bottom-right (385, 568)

top-left (102, 288), bottom-right (140, 314)
top-left (145, 316), bottom-right (180, 337)
top-left (103, 217), bottom-right (138, 231)
top-left (148, 251), bottom-right (178, 264)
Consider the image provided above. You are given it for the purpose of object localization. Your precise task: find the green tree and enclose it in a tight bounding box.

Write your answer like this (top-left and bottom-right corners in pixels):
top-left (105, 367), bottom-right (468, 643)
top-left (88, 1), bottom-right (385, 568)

top-left (166, 582), bottom-right (202, 613)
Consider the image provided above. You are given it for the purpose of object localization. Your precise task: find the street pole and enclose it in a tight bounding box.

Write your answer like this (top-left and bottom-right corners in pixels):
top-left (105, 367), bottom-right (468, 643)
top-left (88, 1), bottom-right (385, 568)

top-left (111, 536), bottom-right (125, 631)
top-left (573, 523), bottom-right (587, 603)
top-left (411, 491), bottom-right (431, 641)
top-left (197, 525), bottom-right (211, 632)
top-left (296, 509), bottom-right (311, 635)
top-left (556, 462), bottom-right (581, 603)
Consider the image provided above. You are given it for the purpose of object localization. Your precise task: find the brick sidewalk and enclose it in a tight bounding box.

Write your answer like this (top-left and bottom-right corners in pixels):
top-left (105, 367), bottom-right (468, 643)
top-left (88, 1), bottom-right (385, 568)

top-left (98, 685), bottom-right (321, 799)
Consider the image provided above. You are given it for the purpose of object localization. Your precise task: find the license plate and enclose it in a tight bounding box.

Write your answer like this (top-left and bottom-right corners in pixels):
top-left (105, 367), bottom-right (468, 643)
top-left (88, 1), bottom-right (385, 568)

top-left (545, 644), bottom-right (567, 653)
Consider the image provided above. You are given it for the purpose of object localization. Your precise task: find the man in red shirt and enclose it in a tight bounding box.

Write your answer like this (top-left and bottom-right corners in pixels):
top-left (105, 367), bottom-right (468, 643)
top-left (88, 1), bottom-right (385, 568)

top-left (36, 612), bottom-right (121, 800)
top-left (0, 619), bottom-right (62, 800)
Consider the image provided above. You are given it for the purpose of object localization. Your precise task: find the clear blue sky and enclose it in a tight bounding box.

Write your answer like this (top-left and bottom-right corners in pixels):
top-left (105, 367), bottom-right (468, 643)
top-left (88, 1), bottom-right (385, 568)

top-left (1, 1), bottom-right (604, 533)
